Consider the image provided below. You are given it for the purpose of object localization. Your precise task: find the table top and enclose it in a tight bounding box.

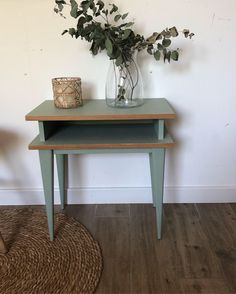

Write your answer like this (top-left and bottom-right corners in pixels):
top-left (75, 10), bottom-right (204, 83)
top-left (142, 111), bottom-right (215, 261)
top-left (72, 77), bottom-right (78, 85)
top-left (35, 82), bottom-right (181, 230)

top-left (25, 99), bottom-right (176, 121)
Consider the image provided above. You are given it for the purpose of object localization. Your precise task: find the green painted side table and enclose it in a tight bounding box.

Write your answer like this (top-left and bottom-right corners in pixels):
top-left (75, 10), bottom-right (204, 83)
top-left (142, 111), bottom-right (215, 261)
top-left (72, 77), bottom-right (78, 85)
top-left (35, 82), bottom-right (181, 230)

top-left (26, 98), bottom-right (176, 241)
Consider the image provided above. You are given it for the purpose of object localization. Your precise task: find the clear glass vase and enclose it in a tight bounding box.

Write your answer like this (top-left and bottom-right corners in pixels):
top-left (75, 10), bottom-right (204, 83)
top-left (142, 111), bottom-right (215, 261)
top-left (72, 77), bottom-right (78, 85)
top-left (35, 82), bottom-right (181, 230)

top-left (105, 53), bottom-right (144, 108)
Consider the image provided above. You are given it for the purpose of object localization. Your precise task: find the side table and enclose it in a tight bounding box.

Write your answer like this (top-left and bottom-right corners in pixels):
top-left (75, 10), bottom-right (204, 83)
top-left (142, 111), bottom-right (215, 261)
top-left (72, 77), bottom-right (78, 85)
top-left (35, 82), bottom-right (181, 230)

top-left (25, 98), bottom-right (176, 240)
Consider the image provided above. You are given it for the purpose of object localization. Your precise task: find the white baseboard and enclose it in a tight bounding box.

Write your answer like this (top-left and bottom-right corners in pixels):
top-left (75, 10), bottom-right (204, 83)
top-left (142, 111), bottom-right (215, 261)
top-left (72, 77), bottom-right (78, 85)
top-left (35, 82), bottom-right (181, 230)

top-left (0, 186), bottom-right (235, 205)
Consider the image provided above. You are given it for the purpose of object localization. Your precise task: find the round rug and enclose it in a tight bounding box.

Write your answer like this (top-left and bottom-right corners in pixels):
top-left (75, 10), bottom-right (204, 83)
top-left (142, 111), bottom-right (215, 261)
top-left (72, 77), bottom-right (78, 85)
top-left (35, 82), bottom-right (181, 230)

top-left (0, 208), bottom-right (103, 294)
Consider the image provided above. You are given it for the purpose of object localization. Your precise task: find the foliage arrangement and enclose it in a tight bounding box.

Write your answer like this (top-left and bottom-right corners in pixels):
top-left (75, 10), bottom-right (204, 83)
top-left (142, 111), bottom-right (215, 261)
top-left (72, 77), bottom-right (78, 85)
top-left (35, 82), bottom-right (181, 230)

top-left (54, 0), bottom-right (194, 105)
top-left (54, 0), bottom-right (194, 66)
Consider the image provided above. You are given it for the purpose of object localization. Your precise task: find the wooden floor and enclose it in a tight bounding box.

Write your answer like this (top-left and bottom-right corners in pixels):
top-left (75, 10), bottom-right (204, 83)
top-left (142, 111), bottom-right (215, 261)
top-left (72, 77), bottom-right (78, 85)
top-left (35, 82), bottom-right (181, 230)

top-left (64, 203), bottom-right (236, 294)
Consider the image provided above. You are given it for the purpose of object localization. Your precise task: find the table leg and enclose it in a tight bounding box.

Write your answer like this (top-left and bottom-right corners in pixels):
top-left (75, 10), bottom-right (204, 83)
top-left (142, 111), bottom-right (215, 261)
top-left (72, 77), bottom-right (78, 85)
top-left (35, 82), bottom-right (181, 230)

top-left (149, 153), bottom-right (156, 208)
top-left (56, 154), bottom-right (66, 210)
top-left (39, 150), bottom-right (54, 241)
top-left (150, 148), bottom-right (166, 240)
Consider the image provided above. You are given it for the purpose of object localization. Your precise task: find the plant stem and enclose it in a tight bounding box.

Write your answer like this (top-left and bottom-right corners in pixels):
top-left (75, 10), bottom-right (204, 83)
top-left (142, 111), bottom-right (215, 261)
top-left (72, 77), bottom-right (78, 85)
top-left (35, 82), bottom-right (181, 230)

top-left (124, 61), bottom-right (135, 100)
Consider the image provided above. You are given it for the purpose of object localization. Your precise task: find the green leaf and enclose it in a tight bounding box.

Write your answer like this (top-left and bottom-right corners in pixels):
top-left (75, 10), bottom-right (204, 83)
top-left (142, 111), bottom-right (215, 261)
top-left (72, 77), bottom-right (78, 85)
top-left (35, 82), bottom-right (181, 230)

top-left (161, 29), bottom-right (171, 38)
top-left (55, 0), bottom-right (66, 4)
top-left (157, 43), bottom-right (163, 50)
top-left (146, 32), bottom-right (159, 44)
top-left (92, 5), bottom-right (97, 15)
top-left (75, 29), bottom-right (82, 38)
top-left (70, 0), bottom-right (78, 18)
top-left (189, 33), bottom-right (195, 39)
top-left (114, 14), bottom-right (121, 22)
top-left (105, 38), bottom-right (113, 55)
top-left (167, 51), bottom-right (171, 62)
top-left (80, 0), bottom-right (90, 12)
top-left (59, 3), bottom-right (64, 11)
top-left (77, 10), bottom-right (83, 17)
top-left (156, 33), bottom-right (162, 40)
top-left (85, 15), bottom-right (93, 22)
top-left (147, 45), bottom-right (153, 55)
top-left (125, 22), bottom-right (134, 27)
top-left (89, 2), bottom-right (95, 10)
top-left (91, 41), bottom-right (99, 55)
top-left (183, 29), bottom-right (190, 38)
top-left (80, 1), bottom-right (88, 5)
top-left (122, 29), bottom-right (132, 40)
top-left (110, 48), bottom-right (121, 59)
top-left (77, 16), bottom-right (86, 27)
top-left (154, 50), bottom-right (161, 61)
top-left (163, 48), bottom-right (167, 62)
top-left (164, 50), bottom-right (171, 63)
top-left (68, 28), bottom-right (76, 37)
top-left (122, 13), bottom-right (128, 20)
top-left (169, 26), bottom-right (179, 37)
top-left (97, 0), bottom-right (104, 10)
top-left (110, 4), bottom-right (118, 14)
top-left (82, 25), bottom-right (93, 38)
top-left (115, 55), bottom-right (123, 66)
top-left (162, 38), bottom-right (171, 47)
top-left (171, 50), bottom-right (179, 61)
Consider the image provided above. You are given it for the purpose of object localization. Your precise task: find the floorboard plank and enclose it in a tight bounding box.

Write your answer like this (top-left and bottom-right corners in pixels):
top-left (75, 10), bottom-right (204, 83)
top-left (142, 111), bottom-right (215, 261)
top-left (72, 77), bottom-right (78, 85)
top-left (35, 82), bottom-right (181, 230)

top-left (130, 204), bottom-right (164, 293)
top-left (165, 204), bottom-right (222, 279)
top-left (230, 203), bottom-right (236, 215)
top-left (196, 203), bottom-right (236, 292)
top-left (94, 212), bottom-right (131, 293)
top-left (196, 203), bottom-right (236, 248)
top-left (95, 204), bottom-right (130, 218)
top-left (65, 204), bottom-right (96, 235)
top-left (180, 278), bottom-right (230, 294)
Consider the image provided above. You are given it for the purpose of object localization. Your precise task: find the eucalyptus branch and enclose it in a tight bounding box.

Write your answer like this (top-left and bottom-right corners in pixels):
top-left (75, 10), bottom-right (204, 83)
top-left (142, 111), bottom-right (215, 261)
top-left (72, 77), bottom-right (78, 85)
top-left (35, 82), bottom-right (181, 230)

top-left (54, 0), bottom-right (194, 65)
top-left (99, 12), bottom-right (109, 24)
top-left (124, 61), bottom-right (134, 86)
top-left (130, 56), bottom-right (139, 89)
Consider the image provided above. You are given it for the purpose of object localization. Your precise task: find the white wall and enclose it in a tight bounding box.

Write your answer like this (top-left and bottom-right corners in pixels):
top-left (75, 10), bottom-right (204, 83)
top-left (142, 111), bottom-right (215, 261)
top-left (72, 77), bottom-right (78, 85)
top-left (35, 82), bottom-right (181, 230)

top-left (0, 0), bottom-right (235, 204)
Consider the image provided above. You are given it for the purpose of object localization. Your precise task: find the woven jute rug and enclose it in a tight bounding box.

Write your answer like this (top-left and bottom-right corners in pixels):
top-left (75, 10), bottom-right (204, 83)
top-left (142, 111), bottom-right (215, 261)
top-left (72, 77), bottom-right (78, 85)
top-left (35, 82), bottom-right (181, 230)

top-left (0, 208), bottom-right (103, 294)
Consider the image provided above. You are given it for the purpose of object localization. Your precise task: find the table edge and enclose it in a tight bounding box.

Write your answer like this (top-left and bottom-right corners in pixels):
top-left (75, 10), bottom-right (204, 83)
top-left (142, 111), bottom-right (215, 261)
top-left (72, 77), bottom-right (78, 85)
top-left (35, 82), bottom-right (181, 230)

top-left (25, 113), bottom-right (176, 121)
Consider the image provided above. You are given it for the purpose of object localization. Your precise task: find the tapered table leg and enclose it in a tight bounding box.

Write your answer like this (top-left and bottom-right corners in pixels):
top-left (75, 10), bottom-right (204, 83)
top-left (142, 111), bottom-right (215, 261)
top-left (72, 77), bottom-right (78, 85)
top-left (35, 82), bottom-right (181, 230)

top-left (150, 148), bottom-right (166, 240)
top-left (0, 232), bottom-right (7, 254)
top-left (39, 150), bottom-right (54, 241)
top-left (149, 152), bottom-right (156, 208)
top-left (56, 154), bottom-right (66, 210)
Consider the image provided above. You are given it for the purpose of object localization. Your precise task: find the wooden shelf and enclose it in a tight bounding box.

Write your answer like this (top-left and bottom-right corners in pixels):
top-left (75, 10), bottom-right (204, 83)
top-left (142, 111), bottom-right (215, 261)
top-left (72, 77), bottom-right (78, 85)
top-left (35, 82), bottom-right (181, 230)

top-left (29, 123), bottom-right (175, 150)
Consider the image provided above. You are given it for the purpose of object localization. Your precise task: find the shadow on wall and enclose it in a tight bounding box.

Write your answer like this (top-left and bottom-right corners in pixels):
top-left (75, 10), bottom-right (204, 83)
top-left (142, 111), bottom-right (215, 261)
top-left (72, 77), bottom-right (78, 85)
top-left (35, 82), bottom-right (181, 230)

top-left (0, 129), bottom-right (21, 187)
top-left (0, 129), bottom-right (38, 202)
